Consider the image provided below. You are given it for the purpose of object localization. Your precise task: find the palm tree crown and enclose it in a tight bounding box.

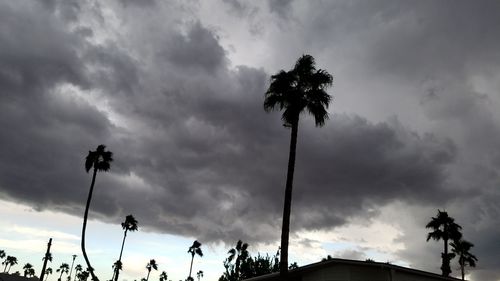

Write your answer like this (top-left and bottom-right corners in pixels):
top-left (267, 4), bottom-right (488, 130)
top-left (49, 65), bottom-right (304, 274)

top-left (451, 239), bottom-right (478, 280)
top-left (264, 54), bottom-right (333, 277)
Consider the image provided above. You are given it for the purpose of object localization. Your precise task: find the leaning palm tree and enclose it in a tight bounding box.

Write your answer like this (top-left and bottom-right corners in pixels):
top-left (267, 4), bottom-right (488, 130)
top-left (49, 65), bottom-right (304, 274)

top-left (158, 271), bottom-right (168, 281)
top-left (113, 214), bottom-right (139, 281)
top-left (57, 263), bottom-right (70, 281)
top-left (451, 239), bottom-right (478, 280)
top-left (145, 259), bottom-right (158, 281)
top-left (45, 268), bottom-right (53, 281)
top-left (82, 144), bottom-right (113, 281)
top-left (23, 263), bottom-right (34, 277)
top-left (227, 240), bottom-right (249, 280)
top-left (264, 54), bottom-right (333, 277)
top-left (4, 256), bottom-right (18, 273)
top-left (426, 209), bottom-right (463, 277)
top-left (187, 241), bottom-right (203, 281)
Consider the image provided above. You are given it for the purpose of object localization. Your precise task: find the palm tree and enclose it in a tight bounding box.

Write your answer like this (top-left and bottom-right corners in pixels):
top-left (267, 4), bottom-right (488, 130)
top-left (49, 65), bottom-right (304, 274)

top-left (4, 256), bottom-right (18, 273)
top-left (23, 263), bottom-right (34, 277)
top-left (113, 214), bottom-right (139, 281)
top-left (112, 261), bottom-right (122, 281)
top-left (43, 253), bottom-right (53, 263)
top-left (227, 240), bottom-right (248, 280)
top-left (451, 239), bottom-right (478, 280)
top-left (159, 271), bottom-right (168, 281)
top-left (264, 54), bottom-right (333, 277)
top-left (57, 263), bottom-right (70, 281)
top-left (187, 241), bottom-right (203, 280)
top-left (145, 259), bottom-right (158, 281)
top-left (68, 255), bottom-right (77, 281)
top-left (426, 209), bottom-right (463, 277)
top-left (82, 144), bottom-right (113, 281)
top-left (77, 270), bottom-right (90, 281)
top-left (45, 268), bottom-right (53, 281)
top-left (196, 271), bottom-right (203, 281)
top-left (73, 265), bottom-right (83, 281)
top-left (0, 250), bottom-right (5, 264)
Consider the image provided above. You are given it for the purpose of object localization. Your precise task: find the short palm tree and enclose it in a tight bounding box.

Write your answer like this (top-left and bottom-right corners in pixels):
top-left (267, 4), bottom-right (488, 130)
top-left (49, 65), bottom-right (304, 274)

top-left (451, 239), bottom-right (478, 280)
top-left (4, 256), bottom-right (18, 273)
top-left (113, 214), bottom-right (139, 281)
top-left (196, 270), bottom-right (203, 281)
top-left (23, 263), bottom-right (34, 277)
top-left (158, 271), bottom-right (168, 281)
top-left (426, 209), bottom-right (463, 277)
top-left (73, 265), bottom-right (83, 281)
top-left (264, 54), bottom-right (333, 277)
top-left (145, 259), bottom-right (158, 281)
top-left (45, 267), bottom-right (53, 281)
top-left (187, 241), bottom-right (203, 280)
top-left (57, 263), bottom-right (70, 281)
top-left (227, 240), bottom-right (249, 280)
top-left (82, 144), bottom-right (113, 281)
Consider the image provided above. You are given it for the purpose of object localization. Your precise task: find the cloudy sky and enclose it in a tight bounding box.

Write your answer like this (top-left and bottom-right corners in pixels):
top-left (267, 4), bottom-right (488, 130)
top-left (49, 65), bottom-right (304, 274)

top-left (1, 0), bottom-right (500, 280)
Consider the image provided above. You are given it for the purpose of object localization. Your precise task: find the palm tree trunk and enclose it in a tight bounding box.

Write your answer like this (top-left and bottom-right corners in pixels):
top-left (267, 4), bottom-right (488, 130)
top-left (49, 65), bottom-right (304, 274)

top-left (461, 263), bottom-right (465, 280)
top-left (45, 273), bottom-right (50, 281)
top-left (235, 257), bottom-right (240, 280)
top-left (146, 270), bottom-right (151, 281)
top-left (280, 120), bottom-right (299, 278)
top-left (69, 257), bottom-right (76, 281)
top-left (188, 254), bottom-right (194, 279)
top-left (442, 238), bottom-right (450, 277)
top-left (40, 238), bottom-right (52, 281)
top-left (114, 230), bottom-right (128, 281)
top-left (4, 264), bottom-right (8, 273)
top-left (82, 167), bottom-right (99, 281)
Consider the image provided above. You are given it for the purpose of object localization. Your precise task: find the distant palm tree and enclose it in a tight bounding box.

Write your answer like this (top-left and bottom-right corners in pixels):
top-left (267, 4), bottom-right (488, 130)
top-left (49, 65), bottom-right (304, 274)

top-left (82, 144), bottom-right (113, 281)
top-left (187, 241), bottom-right (203, 280)
top-left (426, 209), bottom-right (463, 277)
top-left (264, 54), bottom-right (333, 277)
top-left (77, 270), bottom-right (90, 281)
top-left (73, 265), bottom-right (83, 281)
top-left (45, 267), bottom-right (53, 281)
top-left (196, 271), bottom-right (203, 281)
top-left (227, 240), bottom-right (248, 280)
top-left (451, 239), bottom-right (478, 280)
top-left (0, 250), bottom-right (5, 264)
top-left (158, 271), bottom-right (168, 281)
top-left (43, 253), bottom-right (53, 263)
top-left (68, 255), bottom-right (77, 281)
top-left (113, 214), bottom-right (139, 281)
top-left (23, 263), bottom-right (34, 277)
top-left (57, 263), bottom-right (70, 281)
top-left (4, 256), bottom-right (18, 273)
top-left (145, 259), bottom-right (158, 281)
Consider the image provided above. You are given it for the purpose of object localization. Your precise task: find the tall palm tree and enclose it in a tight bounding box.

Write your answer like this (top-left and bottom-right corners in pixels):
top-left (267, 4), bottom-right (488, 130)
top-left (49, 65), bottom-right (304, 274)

top-left (264, 54), bottom-right (333, 277)
top-left (113, 215), bottom-right (139, 281)
top-left (45, 268), bottom-right (53, 281)
top-left (158, 271), bottom-right (168, 281)
top-left (23, 263), bottom-right (34, 277)
top-left (187, 241), bottom-right (203, 281)
top-left (227, 240), bottom-right (249, 280)
top-left (451, 239), bottom-right (478, 280)
top-left (68, 255), bottom-right (77, 281)
top-left (57, 263), bottom-right (70, 281)
top-left (145, 259), bottom-right (158, 281)
top-left (82, 144), bottom-right (113, 281)
top-left (426, 209), bottom-right (463, 277)
top-left (4, 256), bottom-right (18, 273)
top-left (73, 265), bottom-right (83, 281)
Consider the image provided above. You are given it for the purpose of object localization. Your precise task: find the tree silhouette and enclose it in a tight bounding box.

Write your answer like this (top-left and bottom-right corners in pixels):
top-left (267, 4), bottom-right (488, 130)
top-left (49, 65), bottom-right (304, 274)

top-left (426, 209), bottom-right (463, 277)
top-left (264, 54), bottom-right (333, 277)
top-left (57, 263), bottom-right (70, 281)
top-left (187, 241), bottom-right (203, 280)
top-left (196, 271), bottom-right (203, 281)
top-left (159, 271), bottom-right (168, 281)
top-left (0, 250), bottom-right (5, 265)
top-left (68, 255), bottom-right (77, 281)
top-left (113, 214), bottom-right (139, 281)
top-left (45, 267), bottom-right (53, 281)
top-left (227, 240), bottom-right (248, 280)
top-left (145, 259), bottom-right (158, 281)
top-left (451, 239), bottom-right (478, 280)
top-left (77, 270), bottom-right (90, 281)
top-left (82, 144), bottom-right (113, 281)
top-left (23, 263), bottom-right (34, 277)
top-left (73, 265), bottom-right (83, 281)
top-left (3, 256), bottom-right (18, 273)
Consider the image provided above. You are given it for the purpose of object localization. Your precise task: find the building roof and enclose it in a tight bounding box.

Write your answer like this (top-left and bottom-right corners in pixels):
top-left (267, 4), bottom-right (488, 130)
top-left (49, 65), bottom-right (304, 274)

top-left (0, 273), bottom-right (39, 281)
top-left (243, 258), bottom-right (463, 281)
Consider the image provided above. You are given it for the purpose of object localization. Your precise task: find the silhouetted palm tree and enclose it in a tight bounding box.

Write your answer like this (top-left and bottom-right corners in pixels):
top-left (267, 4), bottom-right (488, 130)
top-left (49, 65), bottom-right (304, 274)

top-left (264, 54), bottom-right (333, 277)
top-left (158, 271), bottom-right (168, 281)
top-left (68, 255), bottom-right (77, 281)
top-left (451, 239), bottom-right (478, 280)
top-left (77, 270), bottom-right (90, 281)
top-left (426, 209), bottom-right (463, 277)
top-left (145, 259), bottom-right (158, 281)
top-left (23, 263), bottom-right (34, 277)
top-left (113, 214), bottom-right (138, 281)
top-left (45, 267), bottom-right (53, 281)
top-left (82, 144), bottom-right (113, 281)
top-left (4, 256), bottom-right (18, 273)
top-left (112, 260), bottom-right (122, 281)
top-left (227, 240), bottom-right (248, 280)
top-left (196, 271), bottom-right (203, 281)
top-left (187, 241), bottom-right (203, 280)
top-left (0, 250), bottom-right (5, 264)
top-left (57, 263), bottom-right (70, 281)
top-left (43, 253), bottom-right (53, 263)
top-left (73, 265), bottom-right (83, 281)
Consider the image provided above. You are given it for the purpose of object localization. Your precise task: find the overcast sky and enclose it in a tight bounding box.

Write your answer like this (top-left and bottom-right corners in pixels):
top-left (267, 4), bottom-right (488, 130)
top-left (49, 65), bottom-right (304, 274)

top-left (1, 0), bottom-right (500, 281)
